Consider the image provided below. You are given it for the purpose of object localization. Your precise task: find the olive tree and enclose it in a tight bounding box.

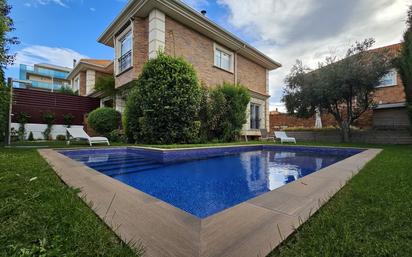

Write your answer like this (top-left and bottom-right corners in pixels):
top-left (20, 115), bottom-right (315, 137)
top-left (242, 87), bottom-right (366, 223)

top-left (397, 6), bottom-right (412, 127)
top-left (283, 39), bottom-right (393, 142)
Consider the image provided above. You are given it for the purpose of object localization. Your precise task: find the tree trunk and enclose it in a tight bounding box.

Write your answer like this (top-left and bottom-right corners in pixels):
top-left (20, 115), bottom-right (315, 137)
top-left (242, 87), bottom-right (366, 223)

top-left (340, 121), bottom-right (351, 143)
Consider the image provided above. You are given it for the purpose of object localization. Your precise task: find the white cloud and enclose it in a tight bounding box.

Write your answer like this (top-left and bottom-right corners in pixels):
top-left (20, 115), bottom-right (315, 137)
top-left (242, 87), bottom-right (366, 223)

top-left (217, 0), bottom-right (409, 112)
top-left (14, 45), bottom-right (88, 69)
top-left (35, 0), bottom-right (69, 8)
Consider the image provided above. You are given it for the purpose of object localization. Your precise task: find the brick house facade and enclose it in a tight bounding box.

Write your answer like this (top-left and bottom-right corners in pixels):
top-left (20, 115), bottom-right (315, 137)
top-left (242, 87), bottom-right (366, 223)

top-left (97, 0), bottom-right (281, 137)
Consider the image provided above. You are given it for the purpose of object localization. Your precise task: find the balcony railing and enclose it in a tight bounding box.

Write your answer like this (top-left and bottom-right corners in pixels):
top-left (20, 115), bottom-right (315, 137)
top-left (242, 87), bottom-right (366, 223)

top-left (20, 64), bottom-right (69, 80)
top-left (30, 81), bottom-right (66, 91)
top-left (118, 50), bottom-right (132, 73)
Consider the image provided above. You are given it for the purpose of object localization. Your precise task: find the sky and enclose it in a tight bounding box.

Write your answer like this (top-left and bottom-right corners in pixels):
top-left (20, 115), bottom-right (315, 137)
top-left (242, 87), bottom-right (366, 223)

top-left (6, 0), bottom-right (410, 111)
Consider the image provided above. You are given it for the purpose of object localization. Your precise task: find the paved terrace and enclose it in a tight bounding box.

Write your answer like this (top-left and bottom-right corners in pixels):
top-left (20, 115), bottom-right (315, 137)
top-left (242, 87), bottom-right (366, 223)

top-left (38, 145), bottom-right (381, 257)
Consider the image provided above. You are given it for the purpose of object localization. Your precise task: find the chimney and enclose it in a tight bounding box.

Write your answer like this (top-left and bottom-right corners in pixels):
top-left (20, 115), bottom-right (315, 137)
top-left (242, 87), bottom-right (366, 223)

top-left (73, 59), bottom-right (77, 68)
top-left (201, 10), bottom-right (207, 16)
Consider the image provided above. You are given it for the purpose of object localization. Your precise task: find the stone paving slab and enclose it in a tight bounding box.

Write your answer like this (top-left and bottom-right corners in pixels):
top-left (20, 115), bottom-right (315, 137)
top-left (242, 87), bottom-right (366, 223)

top-left (38, 146), bottom-right (382, 257)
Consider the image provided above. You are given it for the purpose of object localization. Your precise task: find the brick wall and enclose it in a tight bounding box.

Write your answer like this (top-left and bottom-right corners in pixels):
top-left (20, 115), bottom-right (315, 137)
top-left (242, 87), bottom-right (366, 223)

top-left (237, 54), bottom-right (267, 95)
top-left (115, 17), bottom-right (149, 88)
top-left (270, 110), bottom-right (373, 132)
top-left (373, 72), bottom-right (406, 104)
top-left (165, 16), bottom-right (235, 88)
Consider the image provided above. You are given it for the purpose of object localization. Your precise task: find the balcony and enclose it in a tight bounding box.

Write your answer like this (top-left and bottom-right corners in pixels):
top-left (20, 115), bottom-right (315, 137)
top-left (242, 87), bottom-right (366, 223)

top-left (20, 64), bottom-right (69, 80)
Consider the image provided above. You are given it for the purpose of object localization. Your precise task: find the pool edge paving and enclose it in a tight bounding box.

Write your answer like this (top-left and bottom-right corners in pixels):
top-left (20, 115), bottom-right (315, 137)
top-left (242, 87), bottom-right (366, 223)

top-left (38, 145), bottom-right (382, 257)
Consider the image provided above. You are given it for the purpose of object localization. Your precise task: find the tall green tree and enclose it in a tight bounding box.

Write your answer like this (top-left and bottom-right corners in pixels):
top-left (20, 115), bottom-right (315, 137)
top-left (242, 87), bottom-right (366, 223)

top-left (200, 83), bottom-right (250, 142)
top-left (283, 39), bottom-right (393, 142)
top-left (124, 53), bottom-right (202, 144)
top-left (398, 5), bottom-right (412, 128)
top-left (0, 0), bottom-right (18, 144)
top-left (94, 75), bottom-right (115, 98)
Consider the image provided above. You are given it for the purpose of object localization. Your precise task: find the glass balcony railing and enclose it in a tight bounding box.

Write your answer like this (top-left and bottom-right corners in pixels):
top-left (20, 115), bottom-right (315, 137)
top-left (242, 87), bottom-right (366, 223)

top-left (30, 81), bottom-right (64, 91)
top-left (20, 64), bottom-right (69, 80)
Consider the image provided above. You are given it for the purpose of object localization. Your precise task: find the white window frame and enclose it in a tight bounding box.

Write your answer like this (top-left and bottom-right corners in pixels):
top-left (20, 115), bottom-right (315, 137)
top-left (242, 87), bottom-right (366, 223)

top-left (115, 25), bottom-right (133, 75)
top-left (377, 69), bottom-right (397, 88)
top-left (213, 43), bottom-right (234, 73)
top-left (250, 103), bottom-right (261, 130)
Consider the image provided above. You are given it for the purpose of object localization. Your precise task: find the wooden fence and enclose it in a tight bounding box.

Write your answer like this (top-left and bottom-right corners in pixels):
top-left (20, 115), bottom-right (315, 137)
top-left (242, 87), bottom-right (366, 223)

top-left (11, 88), bottom-right (100, 125)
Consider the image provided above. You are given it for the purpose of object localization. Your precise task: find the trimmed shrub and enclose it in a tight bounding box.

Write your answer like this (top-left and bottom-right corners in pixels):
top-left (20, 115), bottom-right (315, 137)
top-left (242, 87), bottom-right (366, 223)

top-left (28, 131), bottom-right (34, 141)
top-left (16, 111), bottom-right (30, 141)
top-left (88, 107), bottom-right (121, 136)
top-left (202, 83), bottom-right (250, 142)
top-left (56, 134), bottom-right (66, 141)
top-left (42, 111), bottom-right (55, 140)
top-left (124, 53), bottom-right (202, 144)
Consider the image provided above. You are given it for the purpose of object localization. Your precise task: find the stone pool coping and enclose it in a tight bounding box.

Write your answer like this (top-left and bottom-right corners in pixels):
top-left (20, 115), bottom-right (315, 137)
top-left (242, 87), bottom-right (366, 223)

top-left (38, 145), bottom-right (382, 257)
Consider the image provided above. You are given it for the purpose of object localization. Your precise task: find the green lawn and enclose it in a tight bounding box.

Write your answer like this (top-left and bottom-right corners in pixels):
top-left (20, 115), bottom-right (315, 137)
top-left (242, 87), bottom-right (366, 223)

top-left (1, 141), bottom-right (411, 257)
top-left (0, 147), bottom-right (143, 257)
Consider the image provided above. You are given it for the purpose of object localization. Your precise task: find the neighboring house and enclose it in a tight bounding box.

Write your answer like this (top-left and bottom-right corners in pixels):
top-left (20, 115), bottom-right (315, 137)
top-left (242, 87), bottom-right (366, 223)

top-left (18, 63), bottom-right (72, 92)
top-left (371, 43), bottom-right (408, 128)
top-left (67, 59), bottom-right (114, 106)
top-left (97, 0), bottom-right (281, 137)
top-left (269, 43), bottom-right (408, 131)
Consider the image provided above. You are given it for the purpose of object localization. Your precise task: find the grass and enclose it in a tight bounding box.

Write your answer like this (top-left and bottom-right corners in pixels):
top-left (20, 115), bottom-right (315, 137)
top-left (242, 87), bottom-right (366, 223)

top-left (269, 144), bottom-right (412, 257)
top-left (1, 141), bottom-right (412, 257)
top-left (0, 147), bottom-right (143, 257)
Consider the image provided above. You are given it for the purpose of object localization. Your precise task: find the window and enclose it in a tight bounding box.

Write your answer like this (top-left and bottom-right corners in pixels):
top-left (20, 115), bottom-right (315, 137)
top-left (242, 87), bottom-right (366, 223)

top-left (214, 44), bottom-right (233, 72)
top-left (250, 103), bottom-right (260, 129)
top-left (377, 69), bottom-right (397, 88)
top-left (117, 30), bottom-right (132, 74)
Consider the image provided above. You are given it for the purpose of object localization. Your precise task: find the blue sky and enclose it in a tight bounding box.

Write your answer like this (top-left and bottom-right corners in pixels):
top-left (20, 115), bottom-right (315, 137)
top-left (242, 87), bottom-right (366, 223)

top-left (5, 0), bottom-right (409, 111)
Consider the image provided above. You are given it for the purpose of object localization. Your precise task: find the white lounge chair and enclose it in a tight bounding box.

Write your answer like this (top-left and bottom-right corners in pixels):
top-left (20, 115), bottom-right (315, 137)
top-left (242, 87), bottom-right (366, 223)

top-left (274, 131), bottom-right (296, 144)
top-left (66, 127), bottom-right (110, 146)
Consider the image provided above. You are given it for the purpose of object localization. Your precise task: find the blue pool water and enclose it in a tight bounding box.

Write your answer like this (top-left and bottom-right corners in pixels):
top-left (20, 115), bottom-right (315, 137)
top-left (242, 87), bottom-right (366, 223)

top-left (61, 146), bottom-right (361, 218)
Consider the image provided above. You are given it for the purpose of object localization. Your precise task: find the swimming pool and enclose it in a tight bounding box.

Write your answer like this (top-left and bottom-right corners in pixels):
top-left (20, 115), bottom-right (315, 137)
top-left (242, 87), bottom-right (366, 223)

top-left (61, 146), bottom-right (362, 218)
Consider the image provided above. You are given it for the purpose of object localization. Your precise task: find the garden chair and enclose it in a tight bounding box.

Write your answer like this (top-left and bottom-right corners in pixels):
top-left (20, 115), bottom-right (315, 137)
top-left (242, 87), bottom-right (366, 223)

top-left (66, 127), bottom-right (110, 146)
top-left (260, 129), bottom-right (274, 141)
top-left (274, 131), bottom-right (297, 144)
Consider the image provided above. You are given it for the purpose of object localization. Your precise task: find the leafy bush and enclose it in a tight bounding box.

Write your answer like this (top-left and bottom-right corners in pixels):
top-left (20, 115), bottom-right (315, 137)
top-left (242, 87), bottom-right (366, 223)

top-left (28, 131), bottom-right (34, 141)
top-left (94, 75), bottom-right (115, 97)
top-left (108, 129), bottom-right (126, 143)
top-left (124, 53), bottom-right (202, 144)
top-left (88, 107), bottom-right (121, 136)
top-left (42, 111), bottom-right (55, 140)
top-left (63, 113), bottom-right (75, 127)
top-left (58, 85), bottom-right (77, 95)
top-left (201, 83), bottom-right (250, 142)
top-left (56, 134), bottom-right (66, 141)
top-left (16, 112), bottom-right (30, 141)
